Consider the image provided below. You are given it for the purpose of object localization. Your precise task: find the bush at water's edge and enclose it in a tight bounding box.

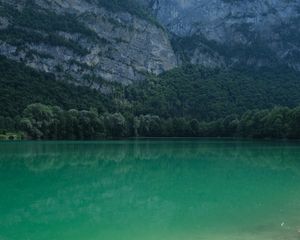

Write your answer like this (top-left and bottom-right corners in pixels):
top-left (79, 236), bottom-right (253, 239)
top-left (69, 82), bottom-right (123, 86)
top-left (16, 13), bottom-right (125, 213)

top-left (0, 132), bottom-right (24, 141)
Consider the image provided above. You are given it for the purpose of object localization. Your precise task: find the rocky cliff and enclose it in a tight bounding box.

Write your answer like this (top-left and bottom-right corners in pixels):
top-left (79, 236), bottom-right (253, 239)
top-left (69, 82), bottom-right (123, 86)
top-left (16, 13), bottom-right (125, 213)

top-left (146, 0), bottom-right (300, 70)
top-left (0, 0), bottom-right (299, 87)
top-left (0, 0), bottom-right (177, 86)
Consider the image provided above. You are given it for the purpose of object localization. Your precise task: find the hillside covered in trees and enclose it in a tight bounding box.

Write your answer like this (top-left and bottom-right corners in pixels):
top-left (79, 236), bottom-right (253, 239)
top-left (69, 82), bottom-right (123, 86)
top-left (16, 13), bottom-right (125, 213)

top-left (1, 56), bottom-right (300, 118)
top-left (0, 56), bottom-right (300, 140)
top-left (125, 65), bottom-right (300, 120)
top-left (0, 0), bottom-right (300, 140)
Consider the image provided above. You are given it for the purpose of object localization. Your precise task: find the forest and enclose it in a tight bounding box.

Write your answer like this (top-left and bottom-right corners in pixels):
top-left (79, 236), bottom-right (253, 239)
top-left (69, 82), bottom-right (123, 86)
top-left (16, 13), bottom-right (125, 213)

top-left (126, 65), bottom-right (300, 120)
top-left (0, 56), bottom-right (300, 140)
top-left (1, 103), bottom-right (300, 140)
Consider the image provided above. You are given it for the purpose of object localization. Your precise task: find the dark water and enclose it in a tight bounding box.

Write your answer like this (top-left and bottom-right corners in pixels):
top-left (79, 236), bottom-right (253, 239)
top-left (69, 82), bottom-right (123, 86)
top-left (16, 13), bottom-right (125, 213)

top-left (0, 140), bottom-right (300, 240)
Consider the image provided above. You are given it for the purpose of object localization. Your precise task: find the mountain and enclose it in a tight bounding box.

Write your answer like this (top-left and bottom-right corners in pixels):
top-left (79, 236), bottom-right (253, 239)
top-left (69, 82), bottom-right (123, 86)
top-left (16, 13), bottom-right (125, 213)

top-left (145, 0), bottom-right (300, 69)
top-left (0, 0), bottom-right (300, 123)
top-left (1, 0), bottom-right (299, 86)
top-left (0, 0), bottom-right (177, 86)
top-left (1, 0), bottom-right (300, 84)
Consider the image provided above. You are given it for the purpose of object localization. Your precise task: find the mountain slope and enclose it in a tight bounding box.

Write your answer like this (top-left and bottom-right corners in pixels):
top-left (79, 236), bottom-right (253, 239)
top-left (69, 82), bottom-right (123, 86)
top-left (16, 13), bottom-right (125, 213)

top-left (1, 0), bottom-right (300, 83)
top-left (0, 56), bottom-right (115, 117)
top-left (125, 65), bottom-right (300, 120)
top-left (2, 55), bottom-right (300, 122)
top-left (0, 0), bottom-right (177, 85)
top-left (0, 0), bottom-right (300, 124)
top-left (146, 0), bottom-right (300, 69)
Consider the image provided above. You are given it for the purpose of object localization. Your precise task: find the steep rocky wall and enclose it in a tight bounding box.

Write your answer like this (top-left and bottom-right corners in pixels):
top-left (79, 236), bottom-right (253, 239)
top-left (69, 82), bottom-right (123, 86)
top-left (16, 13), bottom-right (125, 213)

top-left (0, 0), bottom-right (299, 87)
top-left (147, 0), bottom-right (300, 70)
top-left (0, 0), bottom-right (177, 86)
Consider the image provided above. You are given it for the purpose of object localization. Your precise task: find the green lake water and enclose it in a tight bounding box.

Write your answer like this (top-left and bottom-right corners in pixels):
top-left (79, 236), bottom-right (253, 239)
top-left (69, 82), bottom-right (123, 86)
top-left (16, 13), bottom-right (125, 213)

top-left (0, 140), bottom-right (300, 240)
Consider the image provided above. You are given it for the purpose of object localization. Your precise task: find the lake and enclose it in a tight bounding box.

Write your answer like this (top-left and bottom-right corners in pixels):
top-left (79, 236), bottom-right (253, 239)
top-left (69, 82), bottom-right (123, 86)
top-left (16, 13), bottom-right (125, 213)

top-left (0, 140), bottom-right (300, 240)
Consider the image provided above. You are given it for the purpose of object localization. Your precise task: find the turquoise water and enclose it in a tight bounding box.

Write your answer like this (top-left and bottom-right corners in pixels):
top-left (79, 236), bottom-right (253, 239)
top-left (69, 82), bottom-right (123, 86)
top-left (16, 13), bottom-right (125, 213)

top-left (0, 140), bottom-right (300, 240)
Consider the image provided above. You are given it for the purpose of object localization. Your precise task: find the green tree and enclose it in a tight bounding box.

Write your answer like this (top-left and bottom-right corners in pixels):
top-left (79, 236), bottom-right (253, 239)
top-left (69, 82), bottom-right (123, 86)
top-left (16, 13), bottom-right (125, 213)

top-left (104, 113), bottom-right (127, 137)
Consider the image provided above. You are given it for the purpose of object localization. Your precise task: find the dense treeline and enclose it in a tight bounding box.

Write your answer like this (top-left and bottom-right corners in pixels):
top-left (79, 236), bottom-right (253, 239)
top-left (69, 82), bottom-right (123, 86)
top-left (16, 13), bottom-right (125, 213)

top-left (125, 65), bottom-right (300, 120)
top-left (1, 56), bottom-right (300, 121)
top-left (1, 56), bottom-right (300, 139)
top-left (1, 103), bottom-right (300, 140)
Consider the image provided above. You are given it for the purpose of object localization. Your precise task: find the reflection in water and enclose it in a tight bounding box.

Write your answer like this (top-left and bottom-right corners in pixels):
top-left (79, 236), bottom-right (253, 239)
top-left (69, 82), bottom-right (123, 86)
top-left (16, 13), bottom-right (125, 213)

top-left (1, 140), bottom-right (300, 172)
top-left (0, 140), bottom-right (300, 240)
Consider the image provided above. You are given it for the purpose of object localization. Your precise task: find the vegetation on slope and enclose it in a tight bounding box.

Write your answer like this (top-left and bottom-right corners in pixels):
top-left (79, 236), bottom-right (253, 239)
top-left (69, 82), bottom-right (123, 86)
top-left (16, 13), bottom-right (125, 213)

top-left (125, 65), bottom-right (300, 120)
top-left (1, 56), bottom-right (300, 139)
top-left (0, 56), bottom-right (114, 117)
top-left (0, 2), bottom-right (100, 55)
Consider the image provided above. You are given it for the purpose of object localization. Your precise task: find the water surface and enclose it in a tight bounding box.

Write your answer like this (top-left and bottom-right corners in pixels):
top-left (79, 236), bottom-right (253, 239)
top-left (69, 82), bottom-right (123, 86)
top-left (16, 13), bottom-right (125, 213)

top-left (0, 140), bottom-right (300, 240)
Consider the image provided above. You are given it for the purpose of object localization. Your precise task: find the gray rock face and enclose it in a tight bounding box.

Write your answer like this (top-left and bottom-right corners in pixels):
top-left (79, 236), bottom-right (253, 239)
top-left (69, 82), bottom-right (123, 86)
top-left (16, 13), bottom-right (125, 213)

top-left (0, 17), bottom-right (9, 29)
top-left (0, 0), bottom-right (177, 85)
top-left (0, 0), bottom-right (299, 87)
top-left (146, 0), bottom-right (300, 69)
top-left (149, 0), bottom-right (298, 36)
